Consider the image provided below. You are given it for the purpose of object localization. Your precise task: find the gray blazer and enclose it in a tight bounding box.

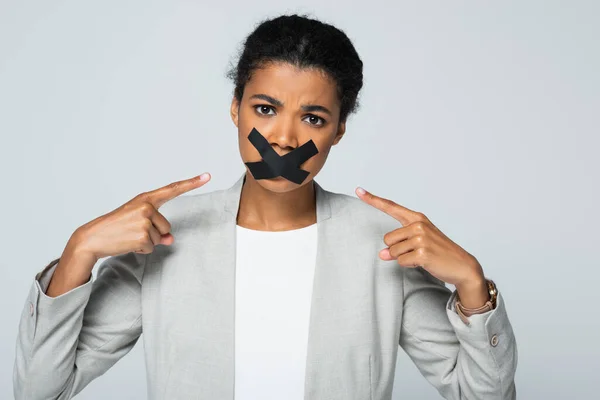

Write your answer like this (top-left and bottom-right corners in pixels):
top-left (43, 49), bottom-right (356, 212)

top-left (14, 173), bottom-right (517, 399)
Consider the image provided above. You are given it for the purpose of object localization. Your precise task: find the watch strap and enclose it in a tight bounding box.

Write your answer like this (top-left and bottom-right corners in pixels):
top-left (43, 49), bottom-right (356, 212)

top-left (455, 279), bottom-right (498, 325)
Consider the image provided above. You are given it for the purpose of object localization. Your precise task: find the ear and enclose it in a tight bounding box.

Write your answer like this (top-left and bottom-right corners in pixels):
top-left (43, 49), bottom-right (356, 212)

top-left (230, 97), bottom-right (240, 127)
top-left (332, 121), bottom-right (346, 146)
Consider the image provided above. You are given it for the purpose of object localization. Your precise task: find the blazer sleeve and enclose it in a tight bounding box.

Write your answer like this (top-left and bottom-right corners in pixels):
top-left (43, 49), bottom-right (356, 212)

top-left (398, 267), bottom-right (518, 400)
top-left (13, 252), bottom-right (146, 400)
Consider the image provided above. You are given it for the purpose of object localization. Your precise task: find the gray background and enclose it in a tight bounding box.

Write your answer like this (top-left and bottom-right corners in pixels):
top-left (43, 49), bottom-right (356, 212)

top-left (1, 0), bottom-right (598, 398)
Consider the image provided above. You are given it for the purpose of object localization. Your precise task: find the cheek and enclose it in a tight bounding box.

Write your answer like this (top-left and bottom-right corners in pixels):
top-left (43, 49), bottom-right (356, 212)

top-left (315, 134), bottom-right (336, 155)
top-left (236, 113), bottom-right (253, 153)
top-left (237, 106), bottom-right (258, 130)
top-left (306, 140), bottom-right (333, 167)
top-left (238, 135), bottom-right (253, 160)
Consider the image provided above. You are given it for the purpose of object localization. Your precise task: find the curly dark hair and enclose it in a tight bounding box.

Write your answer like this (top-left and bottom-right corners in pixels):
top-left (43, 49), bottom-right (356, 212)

top-left (227, 14), bottom-right (364, 122)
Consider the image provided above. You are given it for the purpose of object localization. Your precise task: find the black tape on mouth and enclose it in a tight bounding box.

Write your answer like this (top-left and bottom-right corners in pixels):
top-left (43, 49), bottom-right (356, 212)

top-left (244, 127), bottom-right (319, 185)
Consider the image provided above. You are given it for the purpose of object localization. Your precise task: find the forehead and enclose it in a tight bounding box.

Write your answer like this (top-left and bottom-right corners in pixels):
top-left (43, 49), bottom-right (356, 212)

top-left (243, 62), bottom-right (340, 109)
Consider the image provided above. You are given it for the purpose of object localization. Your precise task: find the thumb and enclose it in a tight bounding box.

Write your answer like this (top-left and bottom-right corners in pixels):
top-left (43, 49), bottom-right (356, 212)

top-left (379, 248), bottom-right (393, 261)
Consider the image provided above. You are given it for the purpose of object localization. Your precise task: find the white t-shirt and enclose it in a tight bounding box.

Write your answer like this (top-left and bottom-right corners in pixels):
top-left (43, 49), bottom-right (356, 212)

top-left (234, 223), bottom-right (318, 400)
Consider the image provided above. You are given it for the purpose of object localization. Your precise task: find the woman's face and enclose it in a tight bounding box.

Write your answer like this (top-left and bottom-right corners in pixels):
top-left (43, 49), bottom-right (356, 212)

top-left (230, 62), bottom-right (345, 194)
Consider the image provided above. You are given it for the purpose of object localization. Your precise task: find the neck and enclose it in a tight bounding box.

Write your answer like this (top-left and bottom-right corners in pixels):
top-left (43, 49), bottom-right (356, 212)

top-left (236, 172), bottom-right (317, 231)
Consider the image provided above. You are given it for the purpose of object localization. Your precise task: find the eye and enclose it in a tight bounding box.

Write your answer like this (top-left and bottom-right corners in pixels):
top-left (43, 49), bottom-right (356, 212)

top-left (254, 105), bottom-right (275, 116)
top-left (303, 114), bottom-right (325, 127)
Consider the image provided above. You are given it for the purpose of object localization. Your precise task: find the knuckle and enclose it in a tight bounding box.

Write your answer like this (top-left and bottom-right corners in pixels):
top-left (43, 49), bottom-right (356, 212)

top-left (383, 232), bottom-right (393, 246)
top-left (414, 234), bottom-right (425, 244)
top-left (414, 212), bottom-right (426, 221)
top-left (138, 232), bottom-right (151, 245)
top-left (138, 202), bottom-right (154, 217)
top-left (415, 247), bottom-right (427, 259)
top-left (133, 192), bottom-right (150, 204)
top-left (168, 181), bottom-right (181, 191)
top-left (413, 221), bottom-right (426, 233)
top-left (141, 218), bottom-right (153, 231)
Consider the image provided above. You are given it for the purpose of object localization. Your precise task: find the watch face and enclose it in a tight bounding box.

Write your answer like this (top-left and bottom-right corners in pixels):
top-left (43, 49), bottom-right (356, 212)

top-left (487, 280), bottom-right (498, 307)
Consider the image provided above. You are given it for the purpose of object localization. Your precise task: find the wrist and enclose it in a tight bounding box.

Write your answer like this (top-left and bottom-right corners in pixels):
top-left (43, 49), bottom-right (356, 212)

top-left (455, 275), bottom-right (489, 309)
top-left (456, 268), bottom-right (486, 292)
top-left (46, 248), bottom-right (95, 298)
top-left (61, 235), bottom-right (98, 276)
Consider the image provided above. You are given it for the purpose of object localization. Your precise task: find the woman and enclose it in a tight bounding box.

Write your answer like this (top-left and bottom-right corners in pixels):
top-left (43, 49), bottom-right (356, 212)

top-left (14, 14), bottom-right (517, 400)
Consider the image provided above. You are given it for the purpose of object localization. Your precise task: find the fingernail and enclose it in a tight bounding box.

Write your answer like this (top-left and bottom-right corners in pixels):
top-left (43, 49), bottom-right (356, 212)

top-left (356, 187), bottom-right (366, 195)
top-left (199, 173), bottom-right (210, 181)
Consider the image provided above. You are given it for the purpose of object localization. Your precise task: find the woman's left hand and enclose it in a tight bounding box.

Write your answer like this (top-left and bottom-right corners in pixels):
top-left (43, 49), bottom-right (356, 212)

top-left (356, 187), bottom-right (485, 290)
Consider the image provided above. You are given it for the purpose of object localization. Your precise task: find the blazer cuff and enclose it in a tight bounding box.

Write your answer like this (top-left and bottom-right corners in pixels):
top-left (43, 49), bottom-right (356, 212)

top-left (18, 258), bottom-right (94, 355)
top-left (35, 257), bottom-right (61, 294)
top-left (33, 257), bottom-right (93, 317)
top-left (446, 290), bottom-right (511, 346)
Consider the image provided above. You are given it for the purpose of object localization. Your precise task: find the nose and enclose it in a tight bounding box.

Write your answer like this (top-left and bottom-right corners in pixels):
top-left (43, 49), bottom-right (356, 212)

top-left (267, 120), bottom-right (298, 154)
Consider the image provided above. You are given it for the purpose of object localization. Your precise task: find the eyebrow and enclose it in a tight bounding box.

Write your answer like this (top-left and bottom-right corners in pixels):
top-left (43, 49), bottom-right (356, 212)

top-left (249, 93), bottom-right (332, 116)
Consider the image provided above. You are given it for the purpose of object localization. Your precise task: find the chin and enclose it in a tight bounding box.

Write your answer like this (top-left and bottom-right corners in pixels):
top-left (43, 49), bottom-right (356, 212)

top-left (253, 176), bottom-right (311, 193)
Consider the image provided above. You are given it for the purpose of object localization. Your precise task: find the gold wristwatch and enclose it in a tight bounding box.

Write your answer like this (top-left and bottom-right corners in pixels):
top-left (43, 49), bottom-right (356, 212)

top-left (455, 279), bottom-right (498, 325)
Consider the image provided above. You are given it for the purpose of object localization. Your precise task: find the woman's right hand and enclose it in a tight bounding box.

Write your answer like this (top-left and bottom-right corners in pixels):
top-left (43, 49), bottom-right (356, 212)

top-left (72, 173), bottom-right (212, 261)
top-left (45, 173), bottom-right (211, 298)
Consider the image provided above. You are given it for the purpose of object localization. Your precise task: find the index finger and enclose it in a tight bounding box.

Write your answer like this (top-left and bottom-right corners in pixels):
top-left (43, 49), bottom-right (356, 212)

top-left (146, 173), bottom-right (211, 208)
top-left (355, 187), bottom-right (416, 225)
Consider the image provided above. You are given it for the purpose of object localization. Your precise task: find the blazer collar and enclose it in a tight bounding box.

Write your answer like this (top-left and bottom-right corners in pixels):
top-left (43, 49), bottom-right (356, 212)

top-left (223, 172), bottom-right (333, 223)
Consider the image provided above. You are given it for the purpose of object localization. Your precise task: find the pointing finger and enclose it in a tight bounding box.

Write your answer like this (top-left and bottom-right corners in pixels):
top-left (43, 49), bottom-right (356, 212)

top-left (147, 173), bottom-right (211, 208)
top-left (355, 187), bottom-right (415, 225)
